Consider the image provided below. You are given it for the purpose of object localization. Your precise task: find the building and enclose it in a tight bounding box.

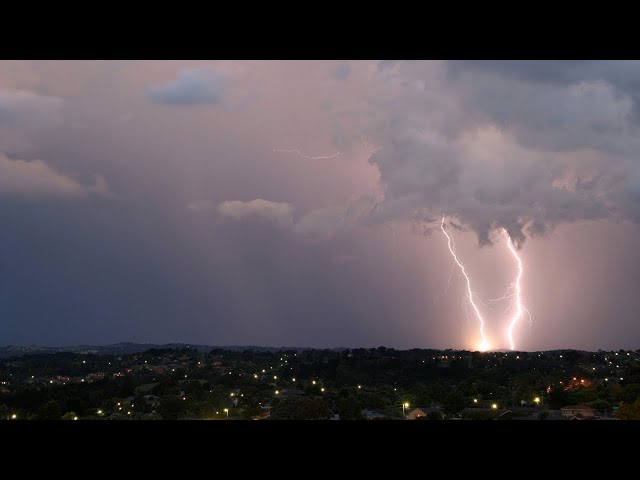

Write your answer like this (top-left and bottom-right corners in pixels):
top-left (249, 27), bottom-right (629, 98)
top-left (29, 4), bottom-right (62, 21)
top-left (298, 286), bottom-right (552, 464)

top-left (406, 407), bottom-right (441, 420)
top-left (561, 405), bottom-right (595, 418)
top-left (361, 409), bottom-right (388, 420)
top-left (407, 408), bottom-right (427, 420)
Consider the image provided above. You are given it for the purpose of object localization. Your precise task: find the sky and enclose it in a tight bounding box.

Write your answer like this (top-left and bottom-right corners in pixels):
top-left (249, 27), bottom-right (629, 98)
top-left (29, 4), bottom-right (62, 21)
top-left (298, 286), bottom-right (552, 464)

top-left (1, 60), bottom-right (640, 351)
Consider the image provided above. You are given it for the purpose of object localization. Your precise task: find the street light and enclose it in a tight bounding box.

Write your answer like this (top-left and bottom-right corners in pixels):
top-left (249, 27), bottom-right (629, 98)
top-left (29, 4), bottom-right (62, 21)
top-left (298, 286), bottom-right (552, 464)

top-left (534, 397), bottom-right (541, 404)
top-left (223, 408), bottom-right (229, 418)
top-left (491, 403), bottom-right (498, 410)
top-left (403, 402), bottom-right (409, 416)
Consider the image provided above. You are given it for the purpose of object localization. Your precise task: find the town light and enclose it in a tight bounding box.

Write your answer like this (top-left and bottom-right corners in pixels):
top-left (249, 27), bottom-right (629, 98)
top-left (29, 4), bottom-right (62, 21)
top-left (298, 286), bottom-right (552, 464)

top-left (492, 404), bottom-right (498, 410)
top-left (473, 399), bottom-right (478, 403)
top-left (11, 414), bottom-right (17, 420)
top-left (534, 397), bottom-right (540, 404)
top-left (224, 408), bottom-right (229, 418)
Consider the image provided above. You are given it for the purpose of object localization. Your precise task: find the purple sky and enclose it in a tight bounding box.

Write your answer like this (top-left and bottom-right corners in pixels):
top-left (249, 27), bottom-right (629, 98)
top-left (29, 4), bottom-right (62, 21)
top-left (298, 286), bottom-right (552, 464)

top-left (1, 60), bottom-right (640, 351)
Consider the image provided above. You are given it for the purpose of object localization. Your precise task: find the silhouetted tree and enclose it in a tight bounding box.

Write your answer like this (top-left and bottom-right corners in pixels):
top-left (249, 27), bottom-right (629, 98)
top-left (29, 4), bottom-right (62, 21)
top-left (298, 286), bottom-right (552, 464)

top-left (36, 400), bottom-right (62, 420)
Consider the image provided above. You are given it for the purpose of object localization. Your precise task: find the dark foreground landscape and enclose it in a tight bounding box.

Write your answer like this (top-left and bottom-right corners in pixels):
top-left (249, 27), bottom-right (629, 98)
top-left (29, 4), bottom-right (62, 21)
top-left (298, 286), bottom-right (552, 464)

top-left (1, 345), bottom-right (639, 420)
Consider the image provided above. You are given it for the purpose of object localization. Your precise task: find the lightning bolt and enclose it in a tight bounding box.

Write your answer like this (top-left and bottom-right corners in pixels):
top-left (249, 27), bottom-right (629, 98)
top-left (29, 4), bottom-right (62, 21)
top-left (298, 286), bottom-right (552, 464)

top-left (504, 230), bottom-right (528, 351)
top-left (273, 148), bottom-right (340, 160)
top-left (440, 215), bottom-right (489, 351)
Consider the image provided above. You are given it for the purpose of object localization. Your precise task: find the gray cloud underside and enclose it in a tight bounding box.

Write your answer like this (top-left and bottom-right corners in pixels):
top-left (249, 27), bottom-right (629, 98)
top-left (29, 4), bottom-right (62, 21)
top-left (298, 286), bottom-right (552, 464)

top-left (0, 153), bottom-right (108, 198)
top-left (0, 89), bottom-right (63, 129)
top-left (361, 60), bottom-right (640, 246)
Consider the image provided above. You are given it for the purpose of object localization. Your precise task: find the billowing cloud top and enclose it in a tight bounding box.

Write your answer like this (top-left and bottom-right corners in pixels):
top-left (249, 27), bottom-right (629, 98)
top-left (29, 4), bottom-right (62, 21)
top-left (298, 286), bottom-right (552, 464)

top-left (364, 61), bottom-right (640, 246)
top-left (0, 153), bottom-right (107, 197)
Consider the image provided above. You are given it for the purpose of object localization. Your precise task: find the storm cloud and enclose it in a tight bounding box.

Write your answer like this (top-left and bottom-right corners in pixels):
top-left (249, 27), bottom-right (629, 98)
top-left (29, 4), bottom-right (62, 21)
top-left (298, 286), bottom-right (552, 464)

top-left (217, 199), bottom-right (294, 227)
top-left (363, 61), bottom-right (640, 246)
top-left (0, 153), bottom-right (108, 198)
top-left (1, 60), bottom-right (640, 351)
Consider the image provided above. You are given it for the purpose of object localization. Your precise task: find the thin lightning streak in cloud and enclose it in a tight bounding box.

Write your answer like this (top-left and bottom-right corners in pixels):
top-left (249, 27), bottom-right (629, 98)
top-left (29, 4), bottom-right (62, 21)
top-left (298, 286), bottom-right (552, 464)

top-left (273, 148), bottom-right (341, 160)
top-left (462, 298), bottom-right (470, 325)
top-left (433, 258), bottom-right (457, 305)
top-left (475, 294), bottom-right (496, 313)
top-left (500, 300), bottom-right (515, 317)
top-left (440, 215), bottom-right (489, 351)
top-left (489, 284), bottom-right (515, 303)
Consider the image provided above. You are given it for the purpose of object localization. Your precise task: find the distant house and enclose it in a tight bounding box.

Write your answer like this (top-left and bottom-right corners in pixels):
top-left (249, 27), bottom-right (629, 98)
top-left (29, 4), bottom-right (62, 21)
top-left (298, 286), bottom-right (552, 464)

top-left (459, 407), bottom-right (498, 420)
top-left (561, 405), bottom-right (595, 418)
top-left (278, 389), bottom-right (305, 398)
top-left (406, 407), bottom-right (440, 420)
top-left (254, 411), bottom-right (271, 420)
top-left (361, 409), bottom-right (388, 420)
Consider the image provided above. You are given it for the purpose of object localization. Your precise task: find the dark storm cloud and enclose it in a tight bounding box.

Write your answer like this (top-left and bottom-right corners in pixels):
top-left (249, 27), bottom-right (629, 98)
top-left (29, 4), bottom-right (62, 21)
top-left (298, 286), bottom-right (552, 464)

top-left (147, 66), bottom-right (226, 106)
top-left (364, 60), bottom-right (640, 246)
